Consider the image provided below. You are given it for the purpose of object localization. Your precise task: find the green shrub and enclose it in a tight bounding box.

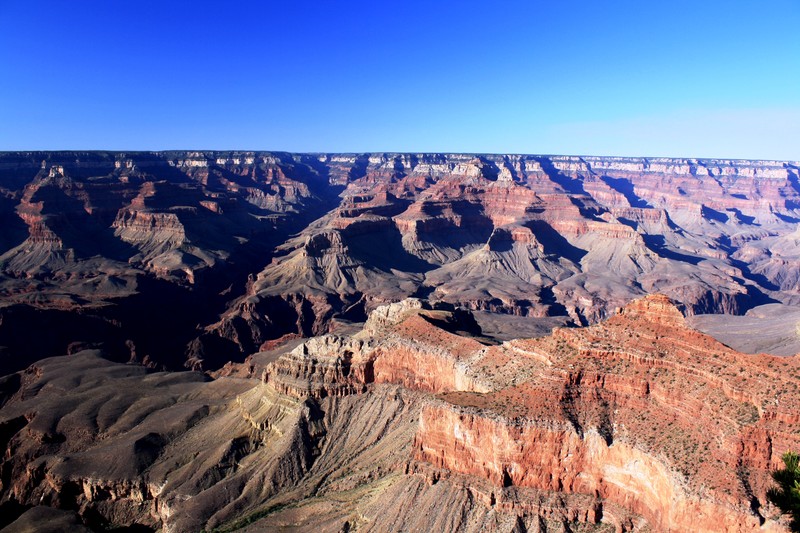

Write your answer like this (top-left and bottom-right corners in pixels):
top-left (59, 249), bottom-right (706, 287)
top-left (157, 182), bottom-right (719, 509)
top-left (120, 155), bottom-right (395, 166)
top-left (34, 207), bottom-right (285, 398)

top-left (767, 451), bottom-right (800, 531)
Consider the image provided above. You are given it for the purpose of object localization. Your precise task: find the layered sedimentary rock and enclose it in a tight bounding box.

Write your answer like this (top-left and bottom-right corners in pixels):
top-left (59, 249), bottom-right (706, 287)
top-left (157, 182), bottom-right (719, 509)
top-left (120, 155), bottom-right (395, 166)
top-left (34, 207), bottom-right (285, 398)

top-left (0, 151), bottom-right (340, 373)
top-left (413, 295), bottom-right (800, 532)
top-left (214, 153), bottom-right (800, 354)
top-left (260, 295), bottom-right (800, 531)
top-left (1, 296), bottom-right (797, 532)
top-left (0, 152), bottom-right (798, 531)
top-left (0, 152), bottom-right (798, 372)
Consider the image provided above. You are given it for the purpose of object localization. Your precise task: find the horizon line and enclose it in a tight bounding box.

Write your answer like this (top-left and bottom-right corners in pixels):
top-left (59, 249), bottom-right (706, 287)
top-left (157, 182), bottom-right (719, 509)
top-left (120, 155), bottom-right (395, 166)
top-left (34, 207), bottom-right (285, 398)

top-left (0, 149), bottom-right (797, 164)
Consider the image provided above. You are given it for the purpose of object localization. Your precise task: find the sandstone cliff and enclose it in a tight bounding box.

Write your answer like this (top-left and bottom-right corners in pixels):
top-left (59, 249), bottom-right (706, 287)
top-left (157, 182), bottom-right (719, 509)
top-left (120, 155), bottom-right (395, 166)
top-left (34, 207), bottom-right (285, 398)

top-left (2, 297), bottom-right (797, 531)
top-left (1, 152), bottom-right (798, 371)
top-left (211, 153), bottom-right (800, 354)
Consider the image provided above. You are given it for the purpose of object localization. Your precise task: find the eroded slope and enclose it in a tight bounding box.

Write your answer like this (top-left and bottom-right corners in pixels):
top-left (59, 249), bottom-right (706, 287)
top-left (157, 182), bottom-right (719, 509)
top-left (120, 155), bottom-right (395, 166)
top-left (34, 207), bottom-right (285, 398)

top-left (1, 297), bottom-right (797, 532)
top-left (1, 152), bottom-right (799, 372)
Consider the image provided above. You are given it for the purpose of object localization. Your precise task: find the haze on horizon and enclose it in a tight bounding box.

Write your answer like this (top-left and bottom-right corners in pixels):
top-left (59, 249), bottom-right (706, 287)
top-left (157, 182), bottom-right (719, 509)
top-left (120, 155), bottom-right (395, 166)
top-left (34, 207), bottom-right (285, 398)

top-left (1, 0), bottom-right (798, 161)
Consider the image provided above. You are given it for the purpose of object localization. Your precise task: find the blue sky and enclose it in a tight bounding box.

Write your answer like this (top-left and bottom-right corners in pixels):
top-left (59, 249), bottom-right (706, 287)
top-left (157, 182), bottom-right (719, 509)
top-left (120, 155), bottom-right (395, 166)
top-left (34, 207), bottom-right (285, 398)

top-left (1, 0), bottom-right (798, 159)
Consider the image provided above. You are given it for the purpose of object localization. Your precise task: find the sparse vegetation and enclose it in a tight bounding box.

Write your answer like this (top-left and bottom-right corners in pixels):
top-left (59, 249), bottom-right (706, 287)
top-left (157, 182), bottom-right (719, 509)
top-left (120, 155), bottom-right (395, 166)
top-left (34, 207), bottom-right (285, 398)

top-left (206, 502), bottom-right (293, 533)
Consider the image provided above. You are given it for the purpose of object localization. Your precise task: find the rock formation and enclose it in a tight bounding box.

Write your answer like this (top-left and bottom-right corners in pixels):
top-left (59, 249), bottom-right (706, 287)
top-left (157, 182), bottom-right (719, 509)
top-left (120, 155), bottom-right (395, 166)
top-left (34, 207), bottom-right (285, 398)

top-left (0, 151), bottom-right (799, 531)
top-left (1, 297), bottom-right (797, 531)
top-left (0, 152), bottom-right (799, 371)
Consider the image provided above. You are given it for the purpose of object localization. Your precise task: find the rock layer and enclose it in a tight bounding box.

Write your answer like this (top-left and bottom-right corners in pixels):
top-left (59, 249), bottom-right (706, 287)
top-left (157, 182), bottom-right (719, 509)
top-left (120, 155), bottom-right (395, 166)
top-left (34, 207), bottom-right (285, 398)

top-left (0, 151), bottom-right (799, 531)
top-left (1, 152), bottom-right (799, 370)
top-left (1, 297), bottom-right (798, 531)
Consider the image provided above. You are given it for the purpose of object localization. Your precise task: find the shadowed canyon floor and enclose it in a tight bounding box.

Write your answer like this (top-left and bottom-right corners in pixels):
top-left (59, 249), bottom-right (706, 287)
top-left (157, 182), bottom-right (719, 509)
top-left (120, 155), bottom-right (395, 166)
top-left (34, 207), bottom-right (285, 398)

top-left (0, 297), bottom-right (798, 532)
top-left (0, 152), bottom-right (799, 531)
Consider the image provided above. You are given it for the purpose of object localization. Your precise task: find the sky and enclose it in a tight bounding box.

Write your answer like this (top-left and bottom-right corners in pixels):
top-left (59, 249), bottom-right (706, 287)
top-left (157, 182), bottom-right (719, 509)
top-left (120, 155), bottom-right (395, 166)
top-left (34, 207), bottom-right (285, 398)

top-left (0, 0), bottom-right (798, 159)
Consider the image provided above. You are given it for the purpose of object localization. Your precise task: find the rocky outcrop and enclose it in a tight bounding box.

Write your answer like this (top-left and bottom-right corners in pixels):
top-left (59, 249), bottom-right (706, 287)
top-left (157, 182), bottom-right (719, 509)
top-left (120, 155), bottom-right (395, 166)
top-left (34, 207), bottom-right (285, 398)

top-left (263, 300), bottom-right (489, 397)
top-left (2, 297), bottom-right (798, 531)
top-left (263, 335), bottom-right (374, 398)
top-left (257, 295), bottom-right (800, 531)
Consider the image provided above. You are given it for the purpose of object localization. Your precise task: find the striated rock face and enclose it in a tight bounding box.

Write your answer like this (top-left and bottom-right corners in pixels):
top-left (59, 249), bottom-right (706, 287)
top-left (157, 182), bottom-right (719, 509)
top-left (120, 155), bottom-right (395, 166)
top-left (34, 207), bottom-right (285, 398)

top-left (409, 295), bottom-right (800, 532)
top-left (211, 153), bottom-right (800, 354)
top-left (0, 151), bottom-right (798, 373)
top-left (263, 299), bottom-right (488, 397)
top-left (1, 150), bottom-right (798, 531)
top-left (414, 406), bottom-right (731, 531)
top-left (1, 297), bottom-right (798, 532)
top-left (263, 334), bottom-right (375, 398)
top-left (260, 296), bottom-right (800, 531)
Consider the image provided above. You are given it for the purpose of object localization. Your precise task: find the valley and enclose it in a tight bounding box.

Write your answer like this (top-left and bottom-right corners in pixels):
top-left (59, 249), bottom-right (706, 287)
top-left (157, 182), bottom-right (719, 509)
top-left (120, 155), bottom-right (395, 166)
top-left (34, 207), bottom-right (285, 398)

top-left (0, 151), bottom-right (798, 531)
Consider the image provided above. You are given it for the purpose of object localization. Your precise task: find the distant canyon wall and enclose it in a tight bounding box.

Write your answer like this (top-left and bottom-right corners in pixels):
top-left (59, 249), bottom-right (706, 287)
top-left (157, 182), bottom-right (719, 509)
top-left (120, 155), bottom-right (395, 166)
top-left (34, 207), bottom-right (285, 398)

top-left (0, 151), bottom-right (798, 371)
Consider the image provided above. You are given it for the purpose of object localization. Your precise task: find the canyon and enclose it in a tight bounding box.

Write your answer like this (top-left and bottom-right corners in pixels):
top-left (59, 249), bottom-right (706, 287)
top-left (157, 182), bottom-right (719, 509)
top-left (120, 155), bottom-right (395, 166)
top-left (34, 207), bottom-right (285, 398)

top-left (1, 296), bottom-right (798, 532)
top-left (0, 151), bottom-right (799, 372)
top-left (0, 151), bottom-right (798, 531)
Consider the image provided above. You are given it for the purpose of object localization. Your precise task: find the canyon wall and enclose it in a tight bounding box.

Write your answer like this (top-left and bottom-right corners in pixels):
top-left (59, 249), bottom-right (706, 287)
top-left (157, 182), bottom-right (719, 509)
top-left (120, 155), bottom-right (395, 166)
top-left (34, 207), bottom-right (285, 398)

top-left (1, 296), bottom-right (797, 531)
top-left (1, 151), bottom-right (798, 372)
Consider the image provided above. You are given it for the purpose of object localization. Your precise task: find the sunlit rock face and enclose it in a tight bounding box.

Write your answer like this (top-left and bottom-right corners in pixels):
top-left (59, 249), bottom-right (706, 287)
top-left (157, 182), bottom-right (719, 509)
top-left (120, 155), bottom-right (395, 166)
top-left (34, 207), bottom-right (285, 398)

top-left (1, 297), bottom-right (798, 531)
top-left (0, 151), bottom-right (798, 372)
top-left (3, 152), bottom-right (800, 531)
top-left (0, 150), bottom-right (797, 378)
